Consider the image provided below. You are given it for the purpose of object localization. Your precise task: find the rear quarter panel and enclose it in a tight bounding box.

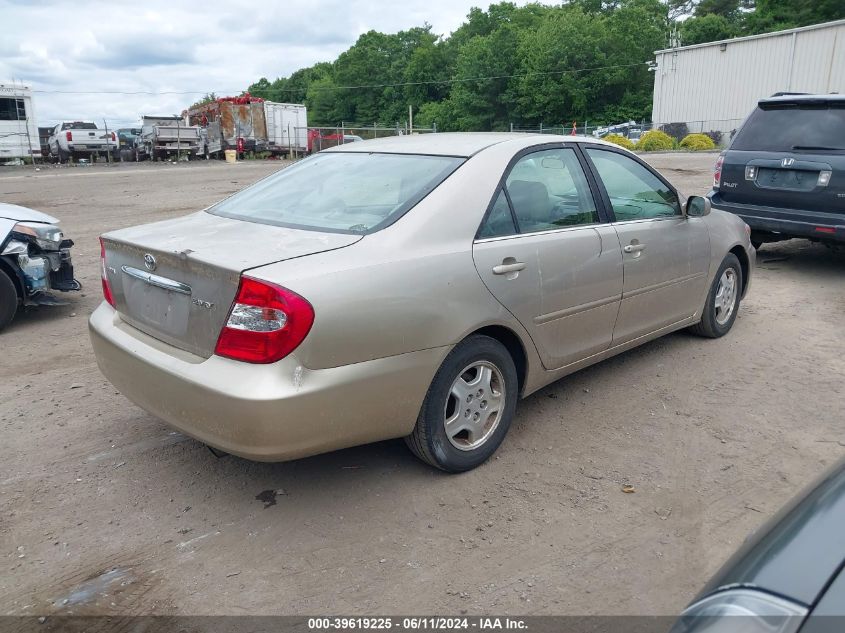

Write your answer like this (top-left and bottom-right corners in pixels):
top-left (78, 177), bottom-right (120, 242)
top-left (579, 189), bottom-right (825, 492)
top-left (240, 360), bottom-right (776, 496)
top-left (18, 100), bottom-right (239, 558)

top-left (703, 209), bottom-right (755, 301)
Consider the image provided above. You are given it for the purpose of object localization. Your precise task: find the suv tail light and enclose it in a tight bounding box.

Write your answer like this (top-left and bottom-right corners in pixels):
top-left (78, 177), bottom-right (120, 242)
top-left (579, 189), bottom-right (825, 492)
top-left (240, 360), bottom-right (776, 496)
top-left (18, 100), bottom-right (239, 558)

top-left (111, 132), bottom-right (116, 142)
top-left (713, 154), bottom-right (724, 189)
top-left (215, 277), bottom-right (314, 364)
top-left (65, 131), bottom-right (72, 142)
top-left (99, 237), bottom-right (115, 307)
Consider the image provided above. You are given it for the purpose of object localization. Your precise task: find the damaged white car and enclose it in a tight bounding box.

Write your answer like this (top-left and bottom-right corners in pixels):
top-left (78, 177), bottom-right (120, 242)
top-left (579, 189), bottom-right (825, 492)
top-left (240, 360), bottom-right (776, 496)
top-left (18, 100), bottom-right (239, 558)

top-left (0, 203), bottom-right (80, 331)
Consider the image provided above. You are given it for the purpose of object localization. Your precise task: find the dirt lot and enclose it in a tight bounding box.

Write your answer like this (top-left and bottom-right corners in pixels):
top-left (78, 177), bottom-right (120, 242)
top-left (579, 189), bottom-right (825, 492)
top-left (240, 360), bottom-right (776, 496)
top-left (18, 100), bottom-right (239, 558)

top-left (1, 154), bottom-right (843, 617)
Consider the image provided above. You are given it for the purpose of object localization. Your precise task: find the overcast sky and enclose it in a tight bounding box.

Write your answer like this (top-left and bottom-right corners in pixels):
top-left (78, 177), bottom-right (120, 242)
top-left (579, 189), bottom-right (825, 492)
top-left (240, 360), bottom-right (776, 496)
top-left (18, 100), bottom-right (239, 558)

top-left (0, 0), bottom-right (542, 129)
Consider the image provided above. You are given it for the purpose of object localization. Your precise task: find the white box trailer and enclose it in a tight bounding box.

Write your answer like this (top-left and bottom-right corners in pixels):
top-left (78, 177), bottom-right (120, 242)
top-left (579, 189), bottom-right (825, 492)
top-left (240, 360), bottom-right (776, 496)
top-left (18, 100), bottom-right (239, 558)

top-left (264, 102), bottom-right (307, 156)
top-left (0, 82), bottom-right (41, 162)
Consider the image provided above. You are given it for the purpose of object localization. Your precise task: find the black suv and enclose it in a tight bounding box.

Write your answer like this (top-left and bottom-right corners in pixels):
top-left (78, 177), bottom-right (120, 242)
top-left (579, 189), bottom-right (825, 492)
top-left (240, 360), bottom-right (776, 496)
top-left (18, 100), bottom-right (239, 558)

top-left (709, 94), bottom-right (845, 249)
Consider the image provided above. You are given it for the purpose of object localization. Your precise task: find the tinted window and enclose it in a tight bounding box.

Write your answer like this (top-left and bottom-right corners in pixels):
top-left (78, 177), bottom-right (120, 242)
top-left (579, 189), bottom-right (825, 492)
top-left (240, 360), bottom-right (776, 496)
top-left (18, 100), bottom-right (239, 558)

top-left (504, 148), bottom-right (598, 233)
top-left (478, 190), bottom-right (516, 238)
top-left (586, 148), bottom-right (680, 220)
top-left (210, 152), bottom-right (463, 234)
top-left (0, 98), bottom-right (26, 121)
top-left (732, 104), bottom-right (845, 152)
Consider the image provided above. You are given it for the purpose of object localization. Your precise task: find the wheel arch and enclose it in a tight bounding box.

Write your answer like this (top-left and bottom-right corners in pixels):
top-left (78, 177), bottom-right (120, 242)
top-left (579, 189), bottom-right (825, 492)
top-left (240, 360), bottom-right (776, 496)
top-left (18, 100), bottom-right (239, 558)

top-left (468, 324), bottom-right (528, 396)
top-left (729, 244), bottom-right (750, 298)
top-left (0, 256), bottom-right (25, 300)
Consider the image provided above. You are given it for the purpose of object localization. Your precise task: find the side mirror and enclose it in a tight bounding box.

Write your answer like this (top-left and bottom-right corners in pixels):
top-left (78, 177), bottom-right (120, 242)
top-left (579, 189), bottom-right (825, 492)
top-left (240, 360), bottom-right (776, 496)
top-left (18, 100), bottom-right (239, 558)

top-left (686, 195), bottom-right (711, 217)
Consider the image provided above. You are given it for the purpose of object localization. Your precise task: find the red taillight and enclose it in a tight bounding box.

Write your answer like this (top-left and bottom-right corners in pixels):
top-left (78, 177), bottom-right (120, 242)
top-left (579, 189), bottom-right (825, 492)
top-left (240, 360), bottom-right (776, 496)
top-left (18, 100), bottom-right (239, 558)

top-left (214, 277), bottom-right (314, 364)
top-left (65, 131), bottom-right (72, 142)
top-left (815, 226), bottom-right (835, 234)
top-left (713, 154), bottom-right (724, 189)
top-left (111, 132), bottom-right (116, 141)
top-left (99, 237), bottom-right (115, 307)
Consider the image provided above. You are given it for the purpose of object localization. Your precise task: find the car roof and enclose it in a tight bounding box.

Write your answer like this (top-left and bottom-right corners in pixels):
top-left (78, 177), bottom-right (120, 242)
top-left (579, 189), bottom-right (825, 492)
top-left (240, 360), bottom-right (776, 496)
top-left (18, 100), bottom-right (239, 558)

top-left (759, 93), bottom-right (845, 107)
top-left (324, 132), bottom-right (620, 158)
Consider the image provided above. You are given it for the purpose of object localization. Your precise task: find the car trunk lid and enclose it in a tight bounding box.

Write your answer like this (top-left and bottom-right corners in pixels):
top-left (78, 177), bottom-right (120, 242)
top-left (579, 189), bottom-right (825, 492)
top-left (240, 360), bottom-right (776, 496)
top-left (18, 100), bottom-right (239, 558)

top-left (102, 212), bottom-right (361, 358)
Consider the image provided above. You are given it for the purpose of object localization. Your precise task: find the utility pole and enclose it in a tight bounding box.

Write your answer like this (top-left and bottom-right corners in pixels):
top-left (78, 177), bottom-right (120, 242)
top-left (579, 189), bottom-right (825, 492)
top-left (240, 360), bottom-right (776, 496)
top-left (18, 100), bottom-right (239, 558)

top-left (175, 114), bottom-right (180, 162)
top-left (409, 105), bottom-right (413, 134)
top-left (103, 119), bottom-right (111, 164)
top-left (25, 116), bottom-right (34, 166)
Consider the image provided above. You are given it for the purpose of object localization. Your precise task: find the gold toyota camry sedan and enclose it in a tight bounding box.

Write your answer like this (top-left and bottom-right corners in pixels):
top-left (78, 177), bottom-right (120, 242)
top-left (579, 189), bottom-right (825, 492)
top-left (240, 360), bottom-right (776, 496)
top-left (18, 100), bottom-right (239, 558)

top-left (90, 133), bottom-right (754, 472)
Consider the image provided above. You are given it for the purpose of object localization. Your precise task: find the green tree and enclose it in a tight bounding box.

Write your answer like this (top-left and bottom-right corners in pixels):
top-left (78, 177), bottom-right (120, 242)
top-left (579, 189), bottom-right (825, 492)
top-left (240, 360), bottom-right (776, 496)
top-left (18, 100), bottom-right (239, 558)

top-left (681, 13), bottom-right (738, 44)
top-left (743, 0), bottom-right (845, 34)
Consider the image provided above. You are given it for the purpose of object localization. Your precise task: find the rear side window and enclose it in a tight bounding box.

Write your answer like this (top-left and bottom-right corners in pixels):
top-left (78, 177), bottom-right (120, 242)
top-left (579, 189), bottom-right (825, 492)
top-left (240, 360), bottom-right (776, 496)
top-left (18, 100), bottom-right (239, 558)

top-left (507, 148), bottom-right (599, 234)
top-left (478, 190), bottom-right (516, 238)
top-left (732, 104), bottom-right (845, 152)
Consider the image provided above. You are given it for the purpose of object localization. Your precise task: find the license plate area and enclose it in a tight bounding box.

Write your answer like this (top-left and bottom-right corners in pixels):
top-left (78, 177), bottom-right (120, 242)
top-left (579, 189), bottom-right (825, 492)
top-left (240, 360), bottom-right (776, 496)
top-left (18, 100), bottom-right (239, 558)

top-left (122, 274), bottom-right (190, 337)
top-left (756, 168), bottom-right (817, 192)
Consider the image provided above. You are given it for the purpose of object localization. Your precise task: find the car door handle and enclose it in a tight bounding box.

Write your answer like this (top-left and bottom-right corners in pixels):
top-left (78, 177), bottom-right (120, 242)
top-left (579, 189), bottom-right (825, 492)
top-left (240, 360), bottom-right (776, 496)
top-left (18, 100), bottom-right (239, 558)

top-left (492, 261), bottom-right (526, 275)
top-left (623, 244), bottom-right (646, 253)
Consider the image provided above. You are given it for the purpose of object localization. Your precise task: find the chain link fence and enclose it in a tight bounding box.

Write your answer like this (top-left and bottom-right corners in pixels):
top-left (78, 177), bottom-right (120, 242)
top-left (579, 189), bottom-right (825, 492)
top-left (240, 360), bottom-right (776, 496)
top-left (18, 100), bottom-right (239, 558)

top-left (302, 123), bottom-right (437, 152)
top-left (510, 118), bottom-right (746, 147)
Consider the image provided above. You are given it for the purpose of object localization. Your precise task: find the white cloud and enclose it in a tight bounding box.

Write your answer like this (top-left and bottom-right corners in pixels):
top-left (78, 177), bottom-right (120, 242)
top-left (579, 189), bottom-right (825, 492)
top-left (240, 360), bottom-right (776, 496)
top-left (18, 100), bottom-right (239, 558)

top-left (0, 0), bottom-right (538, 129)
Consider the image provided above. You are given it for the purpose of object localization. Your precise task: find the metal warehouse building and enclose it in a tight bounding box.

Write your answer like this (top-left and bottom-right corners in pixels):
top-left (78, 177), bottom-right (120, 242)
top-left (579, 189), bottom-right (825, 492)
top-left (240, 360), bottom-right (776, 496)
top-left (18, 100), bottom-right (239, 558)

top-left (651, 19), bottom-right (845, 142)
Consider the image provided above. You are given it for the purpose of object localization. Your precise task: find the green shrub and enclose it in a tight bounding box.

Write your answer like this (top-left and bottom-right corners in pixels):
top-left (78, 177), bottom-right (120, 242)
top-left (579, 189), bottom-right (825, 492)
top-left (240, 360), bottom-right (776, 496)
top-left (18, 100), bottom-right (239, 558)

top-left (603, 134), bottom-right (635, 150)
top-left (636, 130), bottom-right (674, 152)
top-left (680, 133), bottom-right (717, 151)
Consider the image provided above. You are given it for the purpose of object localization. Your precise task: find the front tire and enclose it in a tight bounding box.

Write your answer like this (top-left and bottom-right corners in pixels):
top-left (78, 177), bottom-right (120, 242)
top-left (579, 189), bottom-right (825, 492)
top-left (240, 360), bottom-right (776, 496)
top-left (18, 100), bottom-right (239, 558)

top-left (689, 253), bottom-right (743, 338)
top-left (0, 270), bottom-right (19, 332)
top-left (405, 335), bottom-right (517, 472)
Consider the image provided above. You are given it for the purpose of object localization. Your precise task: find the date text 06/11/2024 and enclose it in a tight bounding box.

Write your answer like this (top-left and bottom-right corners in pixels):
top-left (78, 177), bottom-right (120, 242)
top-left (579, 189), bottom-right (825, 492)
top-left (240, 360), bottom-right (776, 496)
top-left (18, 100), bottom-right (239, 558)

top-left (307, 617), bottom-right (528, 630)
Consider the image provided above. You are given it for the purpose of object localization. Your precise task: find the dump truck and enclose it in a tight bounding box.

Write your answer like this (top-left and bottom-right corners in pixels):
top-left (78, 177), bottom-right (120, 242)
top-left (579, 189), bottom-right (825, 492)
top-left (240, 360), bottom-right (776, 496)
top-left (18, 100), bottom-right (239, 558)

top-left (186, 95), bottom-right (307, 158)
top-left (136, 116), bottom-right (202, 161)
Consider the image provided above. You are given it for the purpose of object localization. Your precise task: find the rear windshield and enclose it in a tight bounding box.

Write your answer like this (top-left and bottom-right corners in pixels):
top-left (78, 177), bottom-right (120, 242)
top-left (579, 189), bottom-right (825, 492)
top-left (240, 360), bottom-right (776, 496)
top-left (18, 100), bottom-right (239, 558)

top-left (208, 152), bottom-right (464, 234)
top-left (61, 122), bottom-right (98, 130)
top-left (732, 103), bottom-right (845, 152)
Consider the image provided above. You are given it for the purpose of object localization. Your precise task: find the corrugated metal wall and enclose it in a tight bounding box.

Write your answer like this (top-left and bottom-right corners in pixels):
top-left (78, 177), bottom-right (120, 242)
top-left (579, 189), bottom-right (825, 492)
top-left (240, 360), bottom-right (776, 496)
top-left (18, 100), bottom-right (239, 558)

top-left (651, 20), bottom-right (845, 137)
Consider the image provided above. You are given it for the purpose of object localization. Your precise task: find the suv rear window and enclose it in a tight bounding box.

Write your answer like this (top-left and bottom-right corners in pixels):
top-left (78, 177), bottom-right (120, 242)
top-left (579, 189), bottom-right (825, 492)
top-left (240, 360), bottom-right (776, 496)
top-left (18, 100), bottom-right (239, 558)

top-left (732, 103), bottom-right (845, 152)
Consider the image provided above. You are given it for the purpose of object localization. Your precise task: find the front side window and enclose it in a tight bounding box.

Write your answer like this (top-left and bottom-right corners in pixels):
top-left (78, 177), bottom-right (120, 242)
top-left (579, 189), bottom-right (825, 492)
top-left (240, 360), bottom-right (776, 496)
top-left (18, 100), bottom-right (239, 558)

top-left (586, 148), bottom-right (681, 221)
top-left (209, 152), bottom-right (464, 234)
top-left (505, 148), bottom-right (598, 234)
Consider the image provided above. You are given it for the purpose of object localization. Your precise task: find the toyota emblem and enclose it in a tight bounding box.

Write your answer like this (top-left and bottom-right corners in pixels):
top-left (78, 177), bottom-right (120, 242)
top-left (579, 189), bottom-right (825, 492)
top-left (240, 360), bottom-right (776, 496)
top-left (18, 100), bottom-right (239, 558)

top-left (143, 254), bottom-right (157, 271)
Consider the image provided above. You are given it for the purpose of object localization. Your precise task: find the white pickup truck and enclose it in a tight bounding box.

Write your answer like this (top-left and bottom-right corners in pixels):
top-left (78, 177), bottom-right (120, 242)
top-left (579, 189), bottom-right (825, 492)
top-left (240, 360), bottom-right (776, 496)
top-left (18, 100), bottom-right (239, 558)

top-left (48, 121), bottom-right (118, 163)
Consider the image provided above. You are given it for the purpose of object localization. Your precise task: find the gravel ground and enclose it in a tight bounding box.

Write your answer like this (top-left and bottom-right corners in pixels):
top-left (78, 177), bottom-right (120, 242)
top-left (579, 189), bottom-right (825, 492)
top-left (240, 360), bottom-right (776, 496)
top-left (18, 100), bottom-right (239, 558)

top-left (1, 153), bottom-right (843, 617)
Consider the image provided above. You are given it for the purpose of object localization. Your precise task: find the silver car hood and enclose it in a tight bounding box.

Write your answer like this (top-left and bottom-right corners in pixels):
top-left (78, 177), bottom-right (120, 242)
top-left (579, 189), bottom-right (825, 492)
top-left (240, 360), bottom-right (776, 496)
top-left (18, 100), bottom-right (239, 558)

top-left (0, 203), bottom-right (59, 224)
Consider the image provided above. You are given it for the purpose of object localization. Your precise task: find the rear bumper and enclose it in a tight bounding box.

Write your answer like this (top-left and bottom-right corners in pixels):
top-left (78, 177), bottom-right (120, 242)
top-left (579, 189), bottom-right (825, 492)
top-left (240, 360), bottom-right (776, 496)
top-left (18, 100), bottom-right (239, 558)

top-left (67, 144), bottom-right (116, 153)
top-left (89, 302), bottom-right (448, 461)
top-left (709, 192), bottom-right (845, 242)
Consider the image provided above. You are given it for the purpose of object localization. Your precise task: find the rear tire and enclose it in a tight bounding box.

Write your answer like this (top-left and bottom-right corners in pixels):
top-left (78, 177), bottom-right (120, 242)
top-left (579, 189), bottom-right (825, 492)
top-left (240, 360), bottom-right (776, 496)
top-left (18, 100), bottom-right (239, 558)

top-left (405, 335), bottom-right (517, 472)
top-left (0, 270), bottom-right (19, 332)
top-left (689, 253), bottom-right (743, 338)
